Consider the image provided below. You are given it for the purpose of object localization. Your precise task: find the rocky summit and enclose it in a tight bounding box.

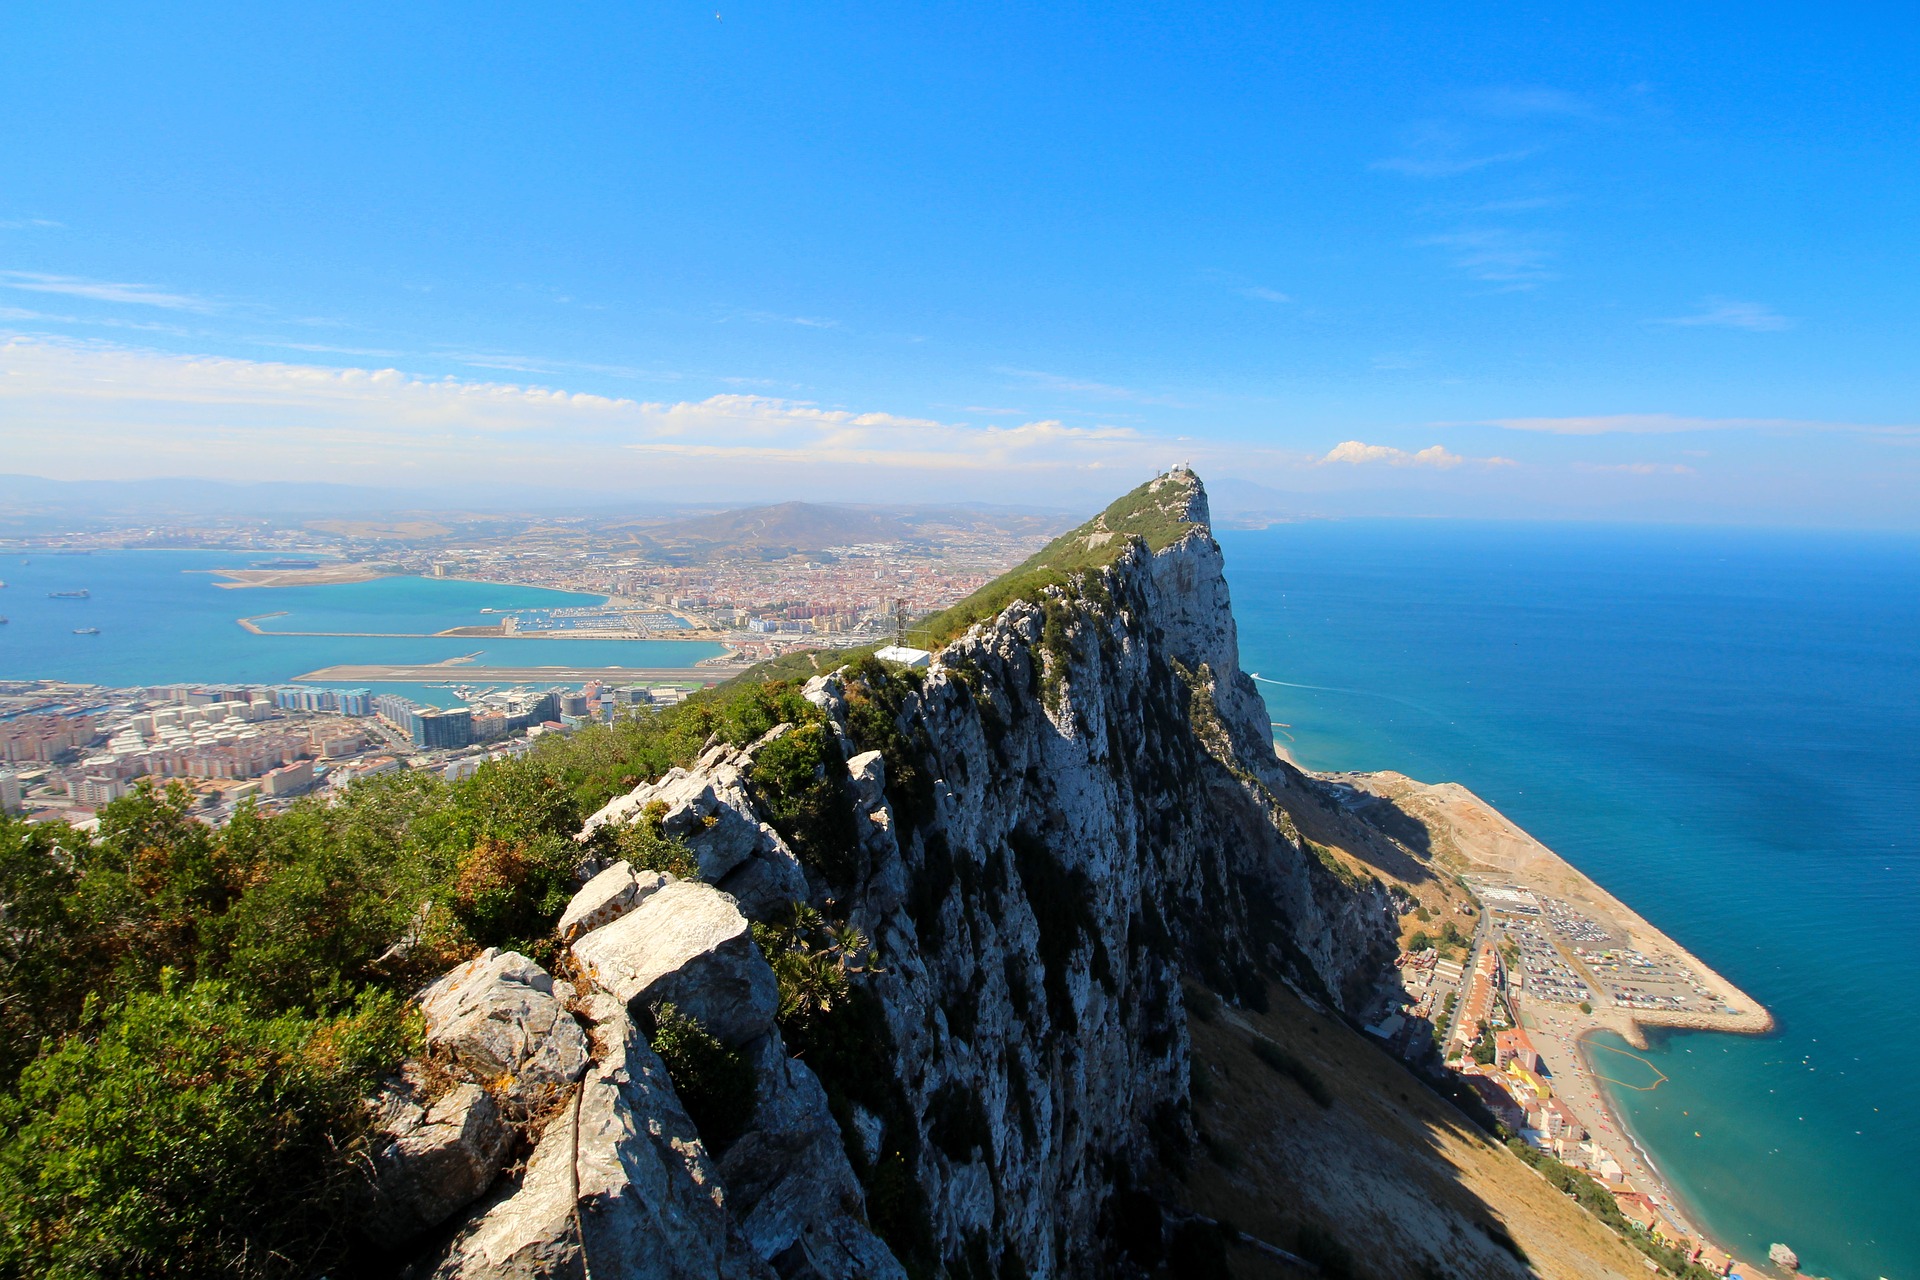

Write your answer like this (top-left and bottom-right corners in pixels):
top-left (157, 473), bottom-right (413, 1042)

top-left (352, 469), bottom-right (1611, 1278)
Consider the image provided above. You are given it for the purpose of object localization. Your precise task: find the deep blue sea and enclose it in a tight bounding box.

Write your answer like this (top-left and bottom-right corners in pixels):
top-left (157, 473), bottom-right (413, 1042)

top-left (0, 551), bottom-right (723, 695)
top-left (1222, 522), bottom-right (1920, 1280)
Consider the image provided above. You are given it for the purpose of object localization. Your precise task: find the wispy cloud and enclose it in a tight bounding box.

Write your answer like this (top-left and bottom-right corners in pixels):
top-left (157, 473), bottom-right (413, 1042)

top-left (727, 309), bottom-right (840, 329)
top-left (1575, 461), bottom-right (1696, 475)
top-left (1418, 228), bottom-right (1557, 287)
top-left (0, 270), bottom-right (215, 311)
top-left (0, 218), bottom-right (63, 231)
top-left (1199, 268), bottom-right (1293, 304)
top-left (1464, 87), bottom-right (1599, 120)
top-left (1319, 440), bottom-right (1515, 469)
top-left (1483, 414), bottom-right (1919, 438)
top-left (1653, 298), bottom-right (1791, 331)
top-left (1371, 116), bottom-right (1542, 177)
top-left (996, 367), bottom-right (1155, 402)
top-left (1373, 142), bottom-right (1536, 179)
top-left (0, 337), bottom-right (1181, 490)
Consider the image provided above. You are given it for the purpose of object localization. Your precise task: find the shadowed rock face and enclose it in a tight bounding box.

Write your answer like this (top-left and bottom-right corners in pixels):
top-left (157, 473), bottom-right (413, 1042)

top-left (362, 1081), bottom-right (511, 1247)
top-left (759, 472), bottom-right (1395, 1275)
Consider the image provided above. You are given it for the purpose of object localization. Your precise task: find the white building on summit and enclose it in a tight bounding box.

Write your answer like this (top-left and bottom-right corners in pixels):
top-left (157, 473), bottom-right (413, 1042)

top-left (874, 645), bottom-right (932, 669)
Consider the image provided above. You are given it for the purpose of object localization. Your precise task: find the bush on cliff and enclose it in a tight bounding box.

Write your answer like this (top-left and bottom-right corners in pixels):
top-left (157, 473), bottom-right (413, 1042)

top-left (646, 1002), bottom-right (755, 1149)
top-left (0, 977), bottom-right (413, 1280)
top-left (0, 682), bottom-right (779, 1278)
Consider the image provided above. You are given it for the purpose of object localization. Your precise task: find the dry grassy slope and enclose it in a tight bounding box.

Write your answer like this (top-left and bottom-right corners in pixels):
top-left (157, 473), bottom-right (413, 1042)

top-left (1273, 767), bottom-right (1478, 948)
top-left (1176, 982), bottom-right (1650, 1280)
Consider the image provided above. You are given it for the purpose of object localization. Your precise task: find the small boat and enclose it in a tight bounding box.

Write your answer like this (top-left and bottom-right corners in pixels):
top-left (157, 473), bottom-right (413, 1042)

top-left (73, 627), bottom-right (100, 635)
top-left (48, 589), bottom-right (89, 599)
top-left (0, 617), bottom-right (8, 624)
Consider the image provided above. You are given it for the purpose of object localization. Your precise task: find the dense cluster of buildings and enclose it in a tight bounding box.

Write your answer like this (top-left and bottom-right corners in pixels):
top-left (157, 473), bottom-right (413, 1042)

top-left (0, 676), bottom-right (700, 827)
top-left (1367, 907), bottom-right (1744, 1278)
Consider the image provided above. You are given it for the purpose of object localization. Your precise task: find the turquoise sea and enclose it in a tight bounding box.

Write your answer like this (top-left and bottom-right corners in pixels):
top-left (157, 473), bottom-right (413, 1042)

top-left (1223, 522), bottom-right (1920, 1280)
top-left (0, 550), bottom-right (724, 694)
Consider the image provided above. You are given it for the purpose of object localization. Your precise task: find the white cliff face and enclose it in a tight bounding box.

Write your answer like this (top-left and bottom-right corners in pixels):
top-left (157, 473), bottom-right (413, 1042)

top-left (768, 500), bottom-right (1394, 1276)
top-left (406, 472), bottom-right (1396, 1279)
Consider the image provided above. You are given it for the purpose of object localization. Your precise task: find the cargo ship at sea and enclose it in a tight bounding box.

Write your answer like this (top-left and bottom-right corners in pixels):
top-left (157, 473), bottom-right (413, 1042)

top-left (48, 590), bottom-right (90, 599)
top-left (73, 627), bottom-right (100, 635)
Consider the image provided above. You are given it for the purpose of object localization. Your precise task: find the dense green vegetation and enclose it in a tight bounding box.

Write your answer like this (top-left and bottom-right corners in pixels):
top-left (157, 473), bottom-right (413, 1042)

top-left (0, 674), bottom-right (837, 1279)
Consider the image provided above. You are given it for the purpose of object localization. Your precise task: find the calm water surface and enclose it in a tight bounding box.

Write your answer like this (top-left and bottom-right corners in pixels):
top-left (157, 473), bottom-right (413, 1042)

top-left (1223, 521), bottom-right (1920, 1280)
top-left (0, 550), bottom-right (722, 688)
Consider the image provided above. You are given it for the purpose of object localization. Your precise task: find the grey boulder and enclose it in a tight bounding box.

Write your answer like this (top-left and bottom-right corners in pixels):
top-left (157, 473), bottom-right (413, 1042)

top-left (431, 996), bottom-right (773, 1280)
top-left (557, 861), bottom-right (673, 944)
top-left (419, 948), bottom-right (591, 1106)
top-left (362, 1080), bottom-right (512, 1247)
top-left (571, 881), bottom-right (778, 1048)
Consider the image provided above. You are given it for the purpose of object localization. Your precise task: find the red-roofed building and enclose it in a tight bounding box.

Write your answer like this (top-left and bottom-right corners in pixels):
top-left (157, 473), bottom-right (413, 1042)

top-left (1494, 1027), bottom-right (1540, 1073)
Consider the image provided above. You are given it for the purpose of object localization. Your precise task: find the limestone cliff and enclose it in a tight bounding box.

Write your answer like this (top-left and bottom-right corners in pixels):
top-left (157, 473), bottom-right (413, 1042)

top-left (389, 470), bottom-right (1407, 1278)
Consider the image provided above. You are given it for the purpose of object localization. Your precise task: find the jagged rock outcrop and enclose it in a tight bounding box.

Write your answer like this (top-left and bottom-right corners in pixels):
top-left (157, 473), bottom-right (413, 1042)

top-left (570, 881), bottom-right (779, 1048)
top-left (557, 860), bottom-right (671, 944)
top-left (432, 992), bottom-right (770, 1280)
top-left (362, 1079), bottom-right (512, 1247)
top-left (717, 1032), bottom-right (907, 1279)
top-left (580, 745), bottom-right (808, 918)
top-left (419, 948), bottom-right (591, 1108)
top-left (407, 469), bottom-right (1396, 1278)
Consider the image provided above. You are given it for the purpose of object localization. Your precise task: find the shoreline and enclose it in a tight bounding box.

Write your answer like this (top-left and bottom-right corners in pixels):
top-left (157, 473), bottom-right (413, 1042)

top-left (291, 661), bottom-right (742, 684)
top-left (1298, 758), bottom-right (1774, 1274)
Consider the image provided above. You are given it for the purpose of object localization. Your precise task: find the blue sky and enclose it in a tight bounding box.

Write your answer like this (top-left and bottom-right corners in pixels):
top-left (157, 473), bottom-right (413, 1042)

top-left (2, 2), bottom-right (1916, 522)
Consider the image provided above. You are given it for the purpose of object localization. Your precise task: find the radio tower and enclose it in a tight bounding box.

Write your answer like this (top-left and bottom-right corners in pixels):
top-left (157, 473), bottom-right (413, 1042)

top-left (893, 597), bottom-right (909, 647)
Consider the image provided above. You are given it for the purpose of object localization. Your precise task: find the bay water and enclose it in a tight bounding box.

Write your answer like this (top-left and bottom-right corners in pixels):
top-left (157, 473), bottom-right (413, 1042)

top-left (1223, 521), bottom-right (1920, 1280)
top-left (0, 550), bottom-right (722, 691)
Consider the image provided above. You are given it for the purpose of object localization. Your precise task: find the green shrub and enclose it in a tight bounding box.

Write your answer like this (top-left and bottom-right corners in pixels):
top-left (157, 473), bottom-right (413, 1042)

top-left (0, 977), bottom-right (405, 1280)
top-left (647, 1003), bottom-right (755, 1148)
top-left (752, 903), bottom-right (878, 1037)
top-left (750, 723), bottom-right (860, 885)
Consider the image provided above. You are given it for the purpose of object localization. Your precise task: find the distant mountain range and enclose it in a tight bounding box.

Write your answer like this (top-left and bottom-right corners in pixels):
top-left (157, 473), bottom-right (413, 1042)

top-left (0, 474), bottom-right (1076, 551)
top-left (617, 501), bottom-right (1070, 562)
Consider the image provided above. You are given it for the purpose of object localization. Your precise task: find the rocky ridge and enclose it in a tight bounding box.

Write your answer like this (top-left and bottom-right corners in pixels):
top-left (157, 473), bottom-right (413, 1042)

top-left (366, 469), bottom-right (1398, 1277)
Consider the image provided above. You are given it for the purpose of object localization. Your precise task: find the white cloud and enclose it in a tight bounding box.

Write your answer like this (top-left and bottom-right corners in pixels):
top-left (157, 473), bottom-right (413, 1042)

top-left (0, 218), bottom-right (63, 231)
top-left (1654, 299), bottom-right (1791, 331)
top-left (1372, 147), bottom-right (1537, 179)
top-left (1320, 440), bottom-right (1515, 469)
top-left (0, 270), bottom-right (215, 311)
top-left (0, 337), bottom-right (1175, 491)
top-left (1575, 461), bottom-right (1696, 475)
top-left (1465, 87), bottom-right (1598, 120)
top-left (996, 367), bottom-right (1154, 402)
top-left (1238, 285), bottom-right (1292, 303)
top-left (1483, 414), bottom-right (1918, 437)
top-left (1419, 228), bottom-right (1557, 286)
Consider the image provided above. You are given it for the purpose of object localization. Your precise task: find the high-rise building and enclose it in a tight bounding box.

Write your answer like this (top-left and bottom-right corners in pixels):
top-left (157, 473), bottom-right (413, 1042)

top-left (0, 769), bottom-right (20, 814)
top-left (411, 707), bottom-right (473, 750)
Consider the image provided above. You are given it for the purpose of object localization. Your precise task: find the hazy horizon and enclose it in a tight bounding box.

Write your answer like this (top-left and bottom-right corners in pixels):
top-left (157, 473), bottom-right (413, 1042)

top-left (3, 3), bottom-right (1916, 524)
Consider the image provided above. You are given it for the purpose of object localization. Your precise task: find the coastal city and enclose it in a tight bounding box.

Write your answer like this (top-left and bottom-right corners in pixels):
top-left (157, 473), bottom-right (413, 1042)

top-left (1, 502), bottom-right (1063, 668)
top-left (0, 676), bottom-right (704, 827)
top-left (1362, 869), bottom-right (1785, 1279)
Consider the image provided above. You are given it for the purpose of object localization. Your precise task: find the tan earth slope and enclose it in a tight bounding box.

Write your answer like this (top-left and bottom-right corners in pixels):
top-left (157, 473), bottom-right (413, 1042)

top-left (1178, 981), bottom-right (1654, 1280)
